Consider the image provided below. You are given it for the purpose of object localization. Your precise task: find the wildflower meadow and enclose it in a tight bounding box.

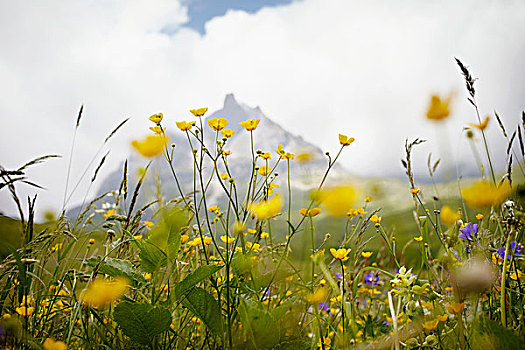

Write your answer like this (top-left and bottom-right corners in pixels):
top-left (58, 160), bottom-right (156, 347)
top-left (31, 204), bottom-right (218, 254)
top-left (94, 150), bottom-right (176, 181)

top-left (1, 59), bottom-right (524, 349)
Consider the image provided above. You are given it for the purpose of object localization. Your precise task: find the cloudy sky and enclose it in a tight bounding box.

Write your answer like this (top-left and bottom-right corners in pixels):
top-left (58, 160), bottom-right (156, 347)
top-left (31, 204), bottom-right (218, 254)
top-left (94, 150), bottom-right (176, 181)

top-left (1, 0), bottom-right (524, 218)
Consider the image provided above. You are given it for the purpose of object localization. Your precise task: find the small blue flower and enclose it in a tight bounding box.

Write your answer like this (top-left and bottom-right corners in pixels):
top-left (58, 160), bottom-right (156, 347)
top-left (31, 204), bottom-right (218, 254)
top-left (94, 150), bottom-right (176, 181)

top-left (497, 242), bottom-right (522, 260)
top-left (364, 271), bottom-right (379, 286)
top-left (318, 302), bottom-right (330, 312)
top-left (335, 272), bottom-right (343, 280)
top-left (459, 222), bottom-right (478, 241)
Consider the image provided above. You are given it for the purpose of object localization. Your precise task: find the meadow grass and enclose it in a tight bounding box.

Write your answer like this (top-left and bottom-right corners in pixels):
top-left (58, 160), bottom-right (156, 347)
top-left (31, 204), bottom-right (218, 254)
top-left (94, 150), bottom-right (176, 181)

top-left (0, 59), bottom-right (524, 349)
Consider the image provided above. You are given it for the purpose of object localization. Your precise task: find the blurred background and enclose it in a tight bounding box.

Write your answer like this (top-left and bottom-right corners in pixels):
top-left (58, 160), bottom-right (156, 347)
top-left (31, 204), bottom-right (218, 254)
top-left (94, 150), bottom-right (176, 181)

top-left (1, 0), bottom-right (524, 225)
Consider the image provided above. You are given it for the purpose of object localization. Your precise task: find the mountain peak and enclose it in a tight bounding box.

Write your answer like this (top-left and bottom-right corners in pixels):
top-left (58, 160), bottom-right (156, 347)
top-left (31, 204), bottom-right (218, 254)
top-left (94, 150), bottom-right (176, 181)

top-left (224, 93), bottom-right (239, 109)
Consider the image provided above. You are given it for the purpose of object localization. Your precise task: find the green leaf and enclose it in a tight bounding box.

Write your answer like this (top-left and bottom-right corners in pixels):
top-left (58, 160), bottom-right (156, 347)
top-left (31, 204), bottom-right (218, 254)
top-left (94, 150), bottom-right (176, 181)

top-left (238, 297), bottom-right (280, 349)
top-left (84, 257), bottom-right (145, 285)
top-left (148, 206), bottom-right (188, 260)
top-left (471, 317), bottom-right (525, 349)
top-left (231, 252), bottom-right (254, 277)
top-left (114, 301), bottom-right (172, 345)
top-left (174, 265), bottom-right (223, 299)
top-left (138, 241), bottom-right (167, 273)
top-left (181, 286), bottom-right (223, 337)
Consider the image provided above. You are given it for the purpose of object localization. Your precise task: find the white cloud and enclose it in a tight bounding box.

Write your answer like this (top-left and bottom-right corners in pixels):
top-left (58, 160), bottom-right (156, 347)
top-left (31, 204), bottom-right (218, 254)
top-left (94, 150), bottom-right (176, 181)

top-left (1, 0), bottom-right (524, 218)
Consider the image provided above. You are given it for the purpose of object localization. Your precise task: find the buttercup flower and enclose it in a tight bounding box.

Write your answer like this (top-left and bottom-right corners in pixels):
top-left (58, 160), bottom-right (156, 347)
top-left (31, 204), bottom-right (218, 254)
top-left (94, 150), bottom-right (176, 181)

top-left (149, 113), bottom-right (163, 123)
top-left (470, 116), bottom-right (490, 130)
top-left (338, 134), bottom-right (355, 146)
top-left (43, 338), bottom-right (68, 350)
top-left (176, 121), bottom-right (196, 131)
top-left (361, 251), bottom-right (373, 259)
top-left (208, 117), bottom-right (228, 131)
top-left (220, 235), bottom-right (234, 244)
top-left (426, 94), bottom-right (451, 120)
top-left (370, 215), bottom-right (382, 224)
top-left (299, 207), bottom-right (322, 217)
top-left (414, 236), bottom-right (423, 242)
top-left (330, 248), bottom-right (351, 261)
top-left (149, 126), bottom-right (165, 135)
top-left (410, 188), bottom-right (420, 195)
top-left (422, 319), bottom-right (439, 331)
top-left (257, 165), bottom-right (270, 176)
top-left (131, 135), bottom-right (168, 157)
top-left (190, 108), bottom-right (208, 117)
top-left (239, 119), bottom-right (260, 131)
top-left (220, 128), bottom-right (235, 138)
top-left (462, 180), bottom-right (512, 208)
top-left (318, 185), bottom-right (357, 217)
top-left (80, 277), bottom-right (129, 308)
top-left (446, 302), bottom-right (465, 314)
top-left (248, 195), bottom-right (282, 221)
top-left (440, 205), bottom-right (461, 226)
top-left (458, 222), bottom-right (477, 242)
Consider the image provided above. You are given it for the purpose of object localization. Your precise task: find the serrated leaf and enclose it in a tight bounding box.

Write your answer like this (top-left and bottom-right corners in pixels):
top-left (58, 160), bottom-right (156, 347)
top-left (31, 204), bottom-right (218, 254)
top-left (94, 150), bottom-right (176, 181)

top-left (174, 264), bottom-right (223, 299)
top-left (84, 258), bottom-right (146, 285)
top-left (138, 241), bottom-right (167, 273)
top-left (114, 301), bottom-right (172, 345)
top-left (181, 286), bottom-right (223, 336)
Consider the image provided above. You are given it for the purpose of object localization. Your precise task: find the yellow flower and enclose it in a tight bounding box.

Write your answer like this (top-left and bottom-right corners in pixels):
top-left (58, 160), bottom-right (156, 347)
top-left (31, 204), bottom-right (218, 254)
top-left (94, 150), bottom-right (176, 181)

top-left (347, 208), bottom-right (367, 217)
top-left (239, 119), bottom-right (260, 131)
top-left (220, 235), bottom-right (234, 244)
top-left (440, 205), bottom-right (461, 226)
top-left (435, 314), bottom-right (448, 322)
top-left (51, 243), bottom-right (63, 252)
top-left (43, 338), bottom-right (68, 350)
top-left (510, 269), bottom-right (522, 280)
top-left (268, 183), bottom-right (279, 196)
top-left (317, 336), bottom-right (331, 349)
top-left (257, 165), bottom-right (270, 176)
top-left (176, 120), bottom-right (196, 131)
top-left (318, 185), bottom-right (357, 217)
top-left (246, 241), bottom-right (261, 252)
top-left (365, 195), bottom-right (373, 202)
top-left (470, 115), bottom-right (490, 130)
top-left (361, 251), bottom-right (373, 258)
top-left (143, 221), bottom-right (154, 228)
top-left (88, 238), bottom-right (95, 245)
top-left (307, 288), bottom-right (328, 304)
top-left (446, 302), bottom-right (465, 314)
top-left (149, 113), bottom-right (163, 123)
top-left (426, 94), bottom-right (451, 120)
top-left (338, 134), bottom-right (355, 146)
top-left (476, 213), bottom-right (484, 220)
top-left (260, 232), bottom-right (269, 239)
top-left (203, 237), bottom-right (212, 246)
top-left (422, 318), bottom-right (439, 330)
top-left (410, 188), bottom-right (420, 195)
top-left (330, 248), bottom-right (351, 261)
top-left (181, 234), bottom-right (189, 243)
top-left (208, 117), bottom-right (228, 131)
top-left (220, 173), bottom-right (229, 180)
top-left (15, 306), bottom-right (34, 317)
top-left (276, 144), bottom-right (286, 157)
top-left (462, 180), bottom-right (512, 208)
top-left (299, 207), bottom-right (322, 217)
top-left (261, 152), bottom-right (271, 160)
top-left (296, 151), bottom-right (312, 162)
top-left (142, 272), bottom-right (152, 281)
top-left (131, 135), bottom-right (168, 158)
top-left (284, 152), bottom-right (294, 160)
top-left (104, 209), bottom-right (116, 218)
top-left (220, 128), bottom-right (235, 138)
top-left (222, 149), bottom-right (232, 156)
top-left (370, 214), bottom-right (382, 224)
top-left (208, 205), bottom-right (218, 213)
top-left (248, 195), bottom-right (282, 221)
top-left (420, 300), bottom-right (433, 310)
top-left (80, 277), bottom-right (129, 308)
top-left (190, 108), bottom-right (208, 117)
top-left (133, 234), bottom-right (143, 240)
top-left (414, 235), bottom-right (423, 242)
top-left (149, 126), bottom-right (165, 135)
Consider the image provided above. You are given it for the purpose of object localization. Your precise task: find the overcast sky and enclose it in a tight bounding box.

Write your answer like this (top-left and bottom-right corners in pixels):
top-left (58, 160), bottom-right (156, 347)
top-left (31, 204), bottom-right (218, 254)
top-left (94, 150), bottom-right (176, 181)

top-left (1, 0), bottom-right (524, 218)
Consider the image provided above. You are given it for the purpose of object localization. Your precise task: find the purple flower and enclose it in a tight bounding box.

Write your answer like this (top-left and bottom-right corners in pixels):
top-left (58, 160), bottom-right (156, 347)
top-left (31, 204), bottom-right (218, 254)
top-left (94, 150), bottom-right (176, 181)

top-left (364, 271), bottom-right (379, 286)
top-left (319, 302), bottom-right (330, 312)
top-left (459, 223), bottom-right (478, 241)
top-left (497, 242), bottom-right (522, 260)
top-left (335, 272), bottom-right (343, 280)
